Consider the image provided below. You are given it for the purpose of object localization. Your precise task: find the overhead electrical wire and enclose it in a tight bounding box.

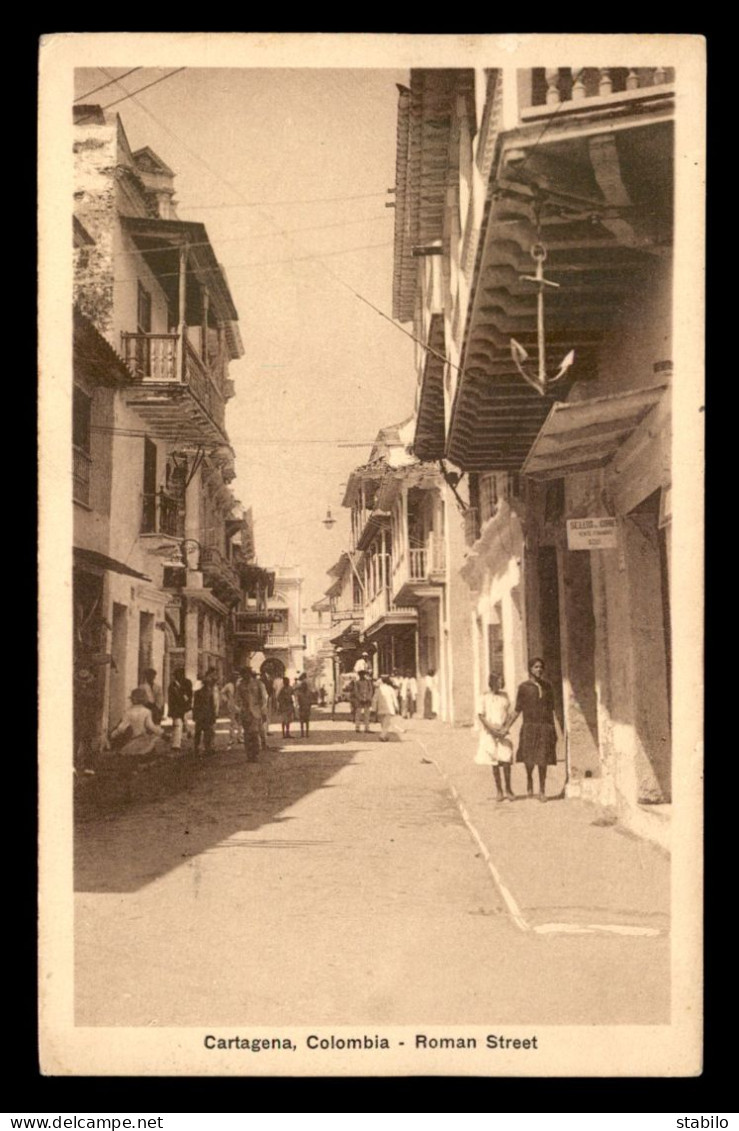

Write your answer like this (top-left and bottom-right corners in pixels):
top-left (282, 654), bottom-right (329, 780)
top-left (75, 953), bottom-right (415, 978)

top-left (74, 66), bottom-right (142, 103)
top-left (76, 67), bottom-right (587, 564)
top-left (184, 191), bottom-right (393, 208)
top-left (107, 241), bottom-right (394, 286)
top-left (74, 68), bottom-right (187, 123)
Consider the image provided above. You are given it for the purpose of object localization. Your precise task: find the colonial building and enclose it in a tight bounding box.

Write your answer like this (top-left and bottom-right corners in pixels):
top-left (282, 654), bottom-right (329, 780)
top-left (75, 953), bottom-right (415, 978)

top-left (334, 419), bottom-right (474, 723)
top-left (73, 104), bottom-right (246, 756)
top-left (259, 565), bottom-right (305, 681)
top-left (392, 66), bottom-right (675, 845)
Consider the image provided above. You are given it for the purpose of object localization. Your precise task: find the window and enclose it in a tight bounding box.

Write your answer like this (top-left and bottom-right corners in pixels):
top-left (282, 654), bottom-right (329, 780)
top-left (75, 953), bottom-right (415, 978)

top-left (479, 473), bottom-right (498, 522)
top-left (72, 386), bottom-right (92, 506)
top-left (141, 437), bottom-right (157, 532)
top-left (137, 282), bottom-right (152, 333)
top-left (488, 610), bottom-right (504, 682)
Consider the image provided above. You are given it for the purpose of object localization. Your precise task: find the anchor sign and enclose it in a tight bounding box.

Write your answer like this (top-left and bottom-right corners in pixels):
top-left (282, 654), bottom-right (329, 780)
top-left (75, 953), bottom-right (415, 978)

top-left (510, 242), bottom-right (575, 396)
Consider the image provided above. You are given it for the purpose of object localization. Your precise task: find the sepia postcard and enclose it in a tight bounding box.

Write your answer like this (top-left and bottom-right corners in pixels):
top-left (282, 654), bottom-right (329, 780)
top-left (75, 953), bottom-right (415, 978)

top-left (38, 32), bottom-right (705, 1077)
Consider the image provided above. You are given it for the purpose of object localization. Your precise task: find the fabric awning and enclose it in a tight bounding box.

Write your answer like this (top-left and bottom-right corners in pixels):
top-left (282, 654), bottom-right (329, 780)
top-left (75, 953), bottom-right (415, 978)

top-left (330, 622), bottom-right (362, 647)
top-left (74, 546), bottom-right (151, 581)
top-left (521, 385), bottom-right (668, 480)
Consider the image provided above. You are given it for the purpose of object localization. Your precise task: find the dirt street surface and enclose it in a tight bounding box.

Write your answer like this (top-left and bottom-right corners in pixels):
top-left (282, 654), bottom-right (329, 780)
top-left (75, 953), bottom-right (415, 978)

top-left (75, 711), bottom-right (669, 1027)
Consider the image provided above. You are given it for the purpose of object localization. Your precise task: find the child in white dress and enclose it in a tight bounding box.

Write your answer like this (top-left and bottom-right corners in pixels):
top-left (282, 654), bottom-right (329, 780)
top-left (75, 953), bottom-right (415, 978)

top-left (474, 673), bottom-right (515, 801)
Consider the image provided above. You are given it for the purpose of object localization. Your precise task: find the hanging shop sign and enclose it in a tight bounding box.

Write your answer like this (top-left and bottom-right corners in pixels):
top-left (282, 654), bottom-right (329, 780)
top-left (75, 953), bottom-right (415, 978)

top-left (566, 517), bottom-right (618, 550)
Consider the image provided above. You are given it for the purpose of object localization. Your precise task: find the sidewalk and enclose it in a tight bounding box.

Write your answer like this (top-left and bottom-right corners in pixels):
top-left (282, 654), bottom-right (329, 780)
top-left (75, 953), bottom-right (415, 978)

top-left (406, 717), bottom-right (670, 938)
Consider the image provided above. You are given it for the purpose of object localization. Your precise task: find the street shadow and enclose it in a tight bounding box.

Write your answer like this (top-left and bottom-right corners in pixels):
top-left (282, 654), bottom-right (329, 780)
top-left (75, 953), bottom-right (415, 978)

top-left (75, 722), bottom-right (366, 894)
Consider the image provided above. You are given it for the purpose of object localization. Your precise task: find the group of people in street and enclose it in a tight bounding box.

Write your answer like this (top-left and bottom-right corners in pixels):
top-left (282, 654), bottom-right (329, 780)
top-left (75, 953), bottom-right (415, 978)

top-left (106, 664), bottom-right (323, 767)
top-left (107, 664), bottom-right (286, 766)
top-left (104, 655), bottom-right (559, 797)
top-left (275, 674), bottom-right (313, 739)
top-left (475, 658), bottom-right (558, 802)
top-left (344, 668), bottom-right (418, 742)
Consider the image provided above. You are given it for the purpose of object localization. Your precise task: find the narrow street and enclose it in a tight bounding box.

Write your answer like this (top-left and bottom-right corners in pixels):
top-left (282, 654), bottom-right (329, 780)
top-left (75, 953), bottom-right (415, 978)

top-left (75, 709), bottom-right (669, 1028)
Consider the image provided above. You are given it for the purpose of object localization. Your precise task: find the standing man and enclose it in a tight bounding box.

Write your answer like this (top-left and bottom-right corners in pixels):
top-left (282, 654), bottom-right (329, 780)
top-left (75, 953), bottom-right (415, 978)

top-left (220, 671), bottom-right (243, 749)
top-left (397, 671), bottom-right (409, 719)
top-left (372, 675), bottom-right (402, 742)
top-left (256, 671), bottom-right (270, 752)
top-left (294, 673), bottom-right (313, 738)
top-left (353, 651), bottom-right (370, 674)
top-left (167, 667), bottom-right (193, 755)
top-left (193, 668), bottom-right (219, 756)
top-left (406, 669), bottom-right (418, 718)
top-left (237, 667), bottom-right (263, 762)
top-left (353, 670), bottom-right (373, 733)
top-left (139, 667), bottom-right (164, 724)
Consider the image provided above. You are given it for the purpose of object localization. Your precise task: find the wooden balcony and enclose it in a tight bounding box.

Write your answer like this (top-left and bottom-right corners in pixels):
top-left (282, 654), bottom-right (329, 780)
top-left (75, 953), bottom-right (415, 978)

top-left (364, 589), bottom-right (418, 636)
top-left (200, 545), bottom-right (241, 602)
top-left (140, 488), bottom-right (184, 539)
top-left (233, 610), bottom-right (276, 637)
top-left (122, 331), bottom-right (228, 445)
top-left (393, 540), bottom-right (447, 605)
top-left (331, 606), bottom-right (364, 624)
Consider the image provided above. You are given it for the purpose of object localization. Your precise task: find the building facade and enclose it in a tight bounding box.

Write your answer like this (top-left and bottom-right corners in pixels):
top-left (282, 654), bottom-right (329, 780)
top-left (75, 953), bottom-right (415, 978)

top-left (73, 104), bottom-right (247, 758)
top-left (392, 66), bottom-right (675, 845)
top-left (330, 419), bottom-right (473, 723)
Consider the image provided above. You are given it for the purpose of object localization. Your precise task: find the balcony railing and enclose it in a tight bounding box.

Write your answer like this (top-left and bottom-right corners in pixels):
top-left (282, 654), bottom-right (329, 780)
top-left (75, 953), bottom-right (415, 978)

top-left (200, 545), bottom-right (240, 592)
top-left (233, 610), bottom-right (275, 635)
top-left (184, 339), bottom-right (225, 431)
top-left (528, 66), bottom-right (674, 111)
top-left (394, 541), bottom-right (447, 595)
top-left (265, 633), bottom-right (291, 648)
top-left (331, 606), bottom-right (364, 623)
top-left (364, 589), bottom-right (417, 627)
top-left (73, 445), bottom-right (92, 506)
top-left (141, 489), bottom-right (184, 538)
top-left (121, 331), bottom-right (226, 431)
top-left (122, 333), bottom-right (178, 382)
top-left (409, 548), bottom-right (426, 579)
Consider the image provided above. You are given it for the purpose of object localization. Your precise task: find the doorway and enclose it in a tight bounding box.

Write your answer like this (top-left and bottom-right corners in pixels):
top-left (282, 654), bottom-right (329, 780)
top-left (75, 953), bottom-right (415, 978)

top-left (109, 603), bottom-right (128, 727)
top-left (536, 545), bottom-right (564, 731)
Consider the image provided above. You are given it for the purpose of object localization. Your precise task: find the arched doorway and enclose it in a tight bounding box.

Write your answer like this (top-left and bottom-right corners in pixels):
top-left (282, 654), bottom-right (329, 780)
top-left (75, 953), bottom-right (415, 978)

top-left (261, 657), bottom-right (285, 682)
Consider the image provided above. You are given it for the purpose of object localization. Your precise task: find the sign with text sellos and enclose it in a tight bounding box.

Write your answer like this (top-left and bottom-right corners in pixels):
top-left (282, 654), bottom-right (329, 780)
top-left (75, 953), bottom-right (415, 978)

top-left (566, 517), bottom-right (618, 550)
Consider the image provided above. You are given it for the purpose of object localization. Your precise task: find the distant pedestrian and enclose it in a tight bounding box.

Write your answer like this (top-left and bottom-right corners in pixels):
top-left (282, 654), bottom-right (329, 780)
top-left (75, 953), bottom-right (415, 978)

top-left (256, 672), bottom-right (270, 751)
top-left (474, 673), bottom-right (514, 802)
top-left (503, 658), bottom-right (558, 802)
top-left (109, 687), bottom-right (164, 760)
top-left (294, 673), bottom-right (312, 738)
top-left (277, 677), bottom-right (295, 738)
top-left (237, 668), bottom-right (263, 762)
top-left (398, 672), bottom-right (409, 718)
top-left (167, 668), bottom-right (193, 754)
top-left (353, 670), bottom-right (373, 733)
top-left (220, 672), bottom-right (243, 749)
top-left (372, 675), bottom-right (402, 742)
top-left (402, 669), bottom-right (414, 714)
top-left (423, 669), bottom-right (439, 719)
top-left (354, 651), bottom-right (370, 674)
top-left (193, 668), bottom-right (219, 756)
top-left (139, 667), bottom-right (164, 724)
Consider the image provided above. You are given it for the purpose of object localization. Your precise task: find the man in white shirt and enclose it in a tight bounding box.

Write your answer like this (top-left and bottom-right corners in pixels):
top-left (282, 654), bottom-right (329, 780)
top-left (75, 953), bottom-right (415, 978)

top-left (372, 675), bottom-right (403, 742)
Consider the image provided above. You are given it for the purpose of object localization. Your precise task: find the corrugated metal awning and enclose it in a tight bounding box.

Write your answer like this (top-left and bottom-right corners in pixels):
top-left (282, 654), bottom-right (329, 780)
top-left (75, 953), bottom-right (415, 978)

top-left (522, 384), bottom-right (667, 480)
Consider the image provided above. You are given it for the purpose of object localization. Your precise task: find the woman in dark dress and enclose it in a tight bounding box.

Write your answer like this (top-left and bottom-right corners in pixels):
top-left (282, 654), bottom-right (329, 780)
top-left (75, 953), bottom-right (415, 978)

top-left (504, 657), bottom-right (557, 802)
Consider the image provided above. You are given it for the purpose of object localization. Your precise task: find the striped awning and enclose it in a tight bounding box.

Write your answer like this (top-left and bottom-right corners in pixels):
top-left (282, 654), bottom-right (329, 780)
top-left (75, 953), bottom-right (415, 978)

top-left (413, 313), bottom-right (446, 462)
